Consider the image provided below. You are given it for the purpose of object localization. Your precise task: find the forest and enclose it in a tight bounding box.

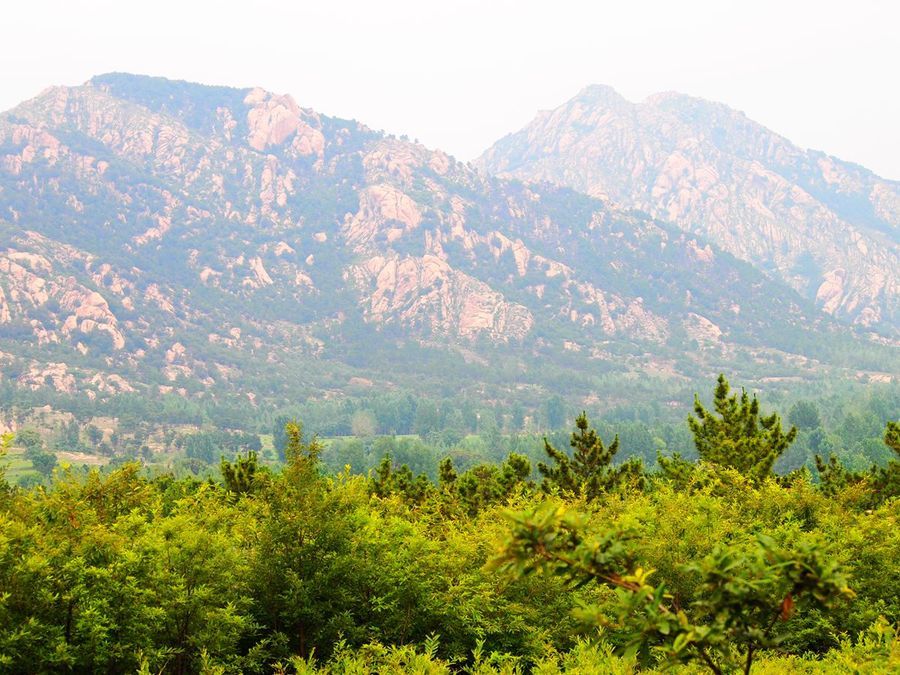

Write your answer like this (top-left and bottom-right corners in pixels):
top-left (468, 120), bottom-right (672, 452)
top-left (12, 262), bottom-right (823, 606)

top-left (0, 375), bottom-right (898, 673)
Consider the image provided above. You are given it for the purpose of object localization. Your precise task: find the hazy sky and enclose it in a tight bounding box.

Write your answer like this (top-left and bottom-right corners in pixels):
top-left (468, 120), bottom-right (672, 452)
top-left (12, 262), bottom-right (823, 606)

top-left (3, 0), bottom-right (899, 178)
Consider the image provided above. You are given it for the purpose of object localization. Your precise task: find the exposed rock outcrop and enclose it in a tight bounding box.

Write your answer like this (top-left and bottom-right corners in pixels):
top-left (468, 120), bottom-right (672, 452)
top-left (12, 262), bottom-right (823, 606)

top-left (349, 254), bottom-right (533, 341)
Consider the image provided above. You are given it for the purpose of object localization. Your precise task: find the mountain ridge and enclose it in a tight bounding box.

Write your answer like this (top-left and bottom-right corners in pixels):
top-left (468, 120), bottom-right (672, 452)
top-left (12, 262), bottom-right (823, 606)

top-left (0, 73), bottom-right (895, 415)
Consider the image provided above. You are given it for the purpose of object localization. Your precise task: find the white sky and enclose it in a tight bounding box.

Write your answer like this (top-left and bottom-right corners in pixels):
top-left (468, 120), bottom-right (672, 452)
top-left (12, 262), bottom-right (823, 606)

top-left (3, 0), bottom-right (899, 179)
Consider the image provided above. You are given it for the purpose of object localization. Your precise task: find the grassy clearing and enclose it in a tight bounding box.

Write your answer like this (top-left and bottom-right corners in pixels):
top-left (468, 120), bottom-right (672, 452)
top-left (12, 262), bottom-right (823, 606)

top-left (1, 447), bottom-right (39, 483)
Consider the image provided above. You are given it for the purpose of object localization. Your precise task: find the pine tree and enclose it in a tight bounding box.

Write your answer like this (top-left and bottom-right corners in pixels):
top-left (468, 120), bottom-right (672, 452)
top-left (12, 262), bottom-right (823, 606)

top-left (371, 455), bottom-right (394, 498)
top-left (814, 421), bottom-right (900, 506)
top-left (688, 374), bottom-right (796, 481)
top-left (221, 451), bottom-right (260, 497)
top-left (872, 421), bottom-right (900, 500)
top-left (539, 411), bottom-right (642, 499)
top-left (370, 456), bottom-right (431, 503)
top-left (885, 421), bottom-right (900, 455)
top-left (499, 453), bottom-right (532, 492)
top-left (657, 452), bottom-right (696, 487)
top-left (438, 457), bottom-right (457, 490)
top-left (814, 454), bottom-right (866, 495)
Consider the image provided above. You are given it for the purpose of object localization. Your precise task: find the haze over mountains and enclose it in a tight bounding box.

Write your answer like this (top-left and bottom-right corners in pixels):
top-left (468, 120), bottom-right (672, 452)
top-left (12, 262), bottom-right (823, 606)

top-left (477, 85), bottom-right (900, 333)
top-left (0, 74), bottom-right (895, 411)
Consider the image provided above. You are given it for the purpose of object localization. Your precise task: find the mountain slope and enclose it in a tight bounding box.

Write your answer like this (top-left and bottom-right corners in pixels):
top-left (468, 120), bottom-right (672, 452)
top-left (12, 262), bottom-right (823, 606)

top-left (0, 74), bottom-right (893, 412)
top-left (476, 85), bottom-right (900, 333)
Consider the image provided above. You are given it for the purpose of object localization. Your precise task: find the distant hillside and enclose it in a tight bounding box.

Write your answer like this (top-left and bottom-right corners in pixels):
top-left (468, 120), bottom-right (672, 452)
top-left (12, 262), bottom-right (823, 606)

top-left (477, 85), bottom-right (900, 333)
top-left (0, 74), bottom-right (894, 415)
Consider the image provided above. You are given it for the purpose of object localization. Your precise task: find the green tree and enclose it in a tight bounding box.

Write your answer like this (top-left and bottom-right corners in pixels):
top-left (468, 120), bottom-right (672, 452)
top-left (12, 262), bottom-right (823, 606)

top-left (282, 420), bottom-right (321, 469)
top-left (453, 453), bottom-right (532, 515)
top-left (28, 450), bottom-right (58, 478)
top-left (494, 503), bottom-right (854, 674)
top-left (510, 402), bottom-right (525, 432)
top-left (815, 420), bottom-right (900, 506)
top-left (885, 420), bottom-right (900, 455)
top-left (370, 456), bottom-right (431, 503)
top-left (814, 453), bottom-right (866, 496)
top-left (56, 420), bottom-right (82, 451)
top-left (871, 420), bottom-right (900, 500)
top-left (545, 395), bottom-right (566, 430)
top-left (689, 374), bottom-right (797, 481)
top-left (413, 401), bottom-right (440, 438)
top-left (247, 420), bottom-right (367, 662)
top-left (0, 432), bottom-right (12, 498)
top-left (86, 424), bottom-right (104, 447)
top-left (220, 451), bottom-right (261, 498)
top-left (539, 412), bottom-right (643, 499)
top-left (437, 457), bottom-right (457, 490)
top-left (788, 400), bottom-right (822, 431)
top-left (15, 428), bottom-right (43, 452)
top-left (350, 409), bottom-right (377, 437)
top-left (272, 415), bottom-right (291, 461)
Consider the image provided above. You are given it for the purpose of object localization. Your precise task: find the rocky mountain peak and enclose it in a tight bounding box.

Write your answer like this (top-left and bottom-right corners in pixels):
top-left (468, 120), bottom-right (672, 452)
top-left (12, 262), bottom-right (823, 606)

top-left (477, 87), bottom-right (900, 332)
top-left (574, 84), bottom-right (632, 108)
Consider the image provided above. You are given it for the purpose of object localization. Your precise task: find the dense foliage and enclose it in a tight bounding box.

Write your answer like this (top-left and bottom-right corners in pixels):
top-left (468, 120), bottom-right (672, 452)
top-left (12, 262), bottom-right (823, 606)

top-left (0, 377), bottom-right (898, 673)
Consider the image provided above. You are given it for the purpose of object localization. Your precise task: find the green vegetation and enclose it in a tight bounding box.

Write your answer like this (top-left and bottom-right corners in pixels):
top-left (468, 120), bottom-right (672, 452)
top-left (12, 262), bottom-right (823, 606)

top-left (687, 374), bottom-right (797, 481)
top-left (1, 377), bottom-right (896, 490)
top-left (0, 376), bottom-right (897, 672)
top-left (538, 411), bottom-right (643, 498)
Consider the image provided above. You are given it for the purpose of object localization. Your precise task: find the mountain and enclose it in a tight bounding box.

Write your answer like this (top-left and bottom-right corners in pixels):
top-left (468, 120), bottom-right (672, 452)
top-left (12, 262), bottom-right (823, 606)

top-left (0, 74), bottom-right (894, 417)
top-left (476, 85), bottom-right (900, 333)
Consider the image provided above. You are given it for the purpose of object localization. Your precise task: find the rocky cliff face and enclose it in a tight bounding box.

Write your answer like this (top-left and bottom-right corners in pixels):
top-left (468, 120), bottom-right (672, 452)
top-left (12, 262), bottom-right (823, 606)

top-left (0, 74), bottom-right (892, 406)
top-left (477, 85), bottom-right (900, 333)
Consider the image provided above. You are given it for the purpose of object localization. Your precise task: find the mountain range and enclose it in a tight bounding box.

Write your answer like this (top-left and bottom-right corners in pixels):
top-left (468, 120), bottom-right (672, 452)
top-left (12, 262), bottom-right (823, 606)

top-left (0, 74), bottom-right (895, 415)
